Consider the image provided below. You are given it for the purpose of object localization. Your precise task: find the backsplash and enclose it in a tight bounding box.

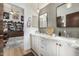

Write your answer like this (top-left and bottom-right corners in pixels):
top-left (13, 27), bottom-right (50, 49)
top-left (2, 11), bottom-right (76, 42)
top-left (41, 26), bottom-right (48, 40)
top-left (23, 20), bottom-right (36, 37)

top-left (66, 28), bottom-right (79, 38)
top-left (56, 28), bottom-right (79, 38)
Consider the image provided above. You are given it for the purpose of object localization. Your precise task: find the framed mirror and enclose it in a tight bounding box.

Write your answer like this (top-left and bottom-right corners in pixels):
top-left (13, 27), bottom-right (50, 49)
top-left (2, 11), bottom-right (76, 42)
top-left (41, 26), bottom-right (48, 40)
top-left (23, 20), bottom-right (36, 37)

top-left (56, 3), bottom-right (79, 27)
top-left (39, 13), bottom-right (48, 28)
top-left (56, 3), bottom-right (66, 28)
top-left (39, 13), bottom-right (48, 33)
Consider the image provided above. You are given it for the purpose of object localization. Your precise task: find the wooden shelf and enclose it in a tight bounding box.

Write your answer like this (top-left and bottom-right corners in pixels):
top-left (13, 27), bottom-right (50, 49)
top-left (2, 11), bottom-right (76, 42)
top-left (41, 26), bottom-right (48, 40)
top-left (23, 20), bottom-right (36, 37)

top-left (8, 31), bottom-right (24, 37)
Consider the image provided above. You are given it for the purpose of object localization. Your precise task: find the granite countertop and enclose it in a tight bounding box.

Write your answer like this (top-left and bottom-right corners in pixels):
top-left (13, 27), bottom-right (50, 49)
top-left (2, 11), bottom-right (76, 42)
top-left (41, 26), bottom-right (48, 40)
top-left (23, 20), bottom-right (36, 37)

top-left (30, 32), bottom-right (79, 48)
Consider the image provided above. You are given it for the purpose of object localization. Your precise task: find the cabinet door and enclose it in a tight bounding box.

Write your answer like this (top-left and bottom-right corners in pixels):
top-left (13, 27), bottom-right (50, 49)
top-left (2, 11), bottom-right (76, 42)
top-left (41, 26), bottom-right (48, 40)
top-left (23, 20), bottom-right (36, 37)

top-left (39, 37), bottom-right (48, 56)
top-left (31, 35), bottom-right (40, 55)
top-left (47, 39), bottom-right (57, 56)
top-left (59, 41), bottom-right (78, 56)
top-left (31, 35), bottom-right (35, 51)
top-left (34, 36), bottom-right (40, 55)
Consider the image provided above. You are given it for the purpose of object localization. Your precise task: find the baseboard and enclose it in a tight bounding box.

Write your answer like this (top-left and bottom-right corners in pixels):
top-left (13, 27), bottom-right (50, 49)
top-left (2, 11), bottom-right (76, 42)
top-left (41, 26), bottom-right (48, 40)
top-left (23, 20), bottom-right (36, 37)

top-left (23, 48), bottom-right (38, 56)
top-left (23, 49), bottom-right (31, 55)
top-left (31, 49), bottom-right (38, 56)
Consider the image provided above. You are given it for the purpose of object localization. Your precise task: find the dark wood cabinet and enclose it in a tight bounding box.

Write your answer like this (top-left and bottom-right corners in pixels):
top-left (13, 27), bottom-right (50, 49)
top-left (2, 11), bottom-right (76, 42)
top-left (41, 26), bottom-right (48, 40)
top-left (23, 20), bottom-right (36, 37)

top-left (0, 4), bottom-right (3, 35)
top-left (66, 12), bottom-right (79, 27)
top-left (0, 35), bottom-right (4, 56)
top-left (0, 4), bottom-right (3, 56)
top-left (8, 31), bottom-right (24, 37)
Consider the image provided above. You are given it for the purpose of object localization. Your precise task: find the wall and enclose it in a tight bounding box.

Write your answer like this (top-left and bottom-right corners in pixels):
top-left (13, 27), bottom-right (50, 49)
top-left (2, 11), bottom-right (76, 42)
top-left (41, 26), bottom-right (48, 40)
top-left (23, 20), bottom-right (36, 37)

top-left (39, 3), bottom-right (57, 34)
top-left (39, 3), bottom-right (79, 38)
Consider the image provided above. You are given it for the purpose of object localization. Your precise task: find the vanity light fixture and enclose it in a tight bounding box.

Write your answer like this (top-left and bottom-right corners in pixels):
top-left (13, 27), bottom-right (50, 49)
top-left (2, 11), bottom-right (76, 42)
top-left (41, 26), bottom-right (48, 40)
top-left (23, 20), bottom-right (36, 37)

top-left (66, 3), bottom-right (72, 8)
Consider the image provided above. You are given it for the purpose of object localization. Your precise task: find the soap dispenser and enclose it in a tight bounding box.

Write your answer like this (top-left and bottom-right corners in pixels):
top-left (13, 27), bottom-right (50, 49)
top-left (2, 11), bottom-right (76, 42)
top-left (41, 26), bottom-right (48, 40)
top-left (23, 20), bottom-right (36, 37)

top-left (59, 31), bottom-right (61, 36)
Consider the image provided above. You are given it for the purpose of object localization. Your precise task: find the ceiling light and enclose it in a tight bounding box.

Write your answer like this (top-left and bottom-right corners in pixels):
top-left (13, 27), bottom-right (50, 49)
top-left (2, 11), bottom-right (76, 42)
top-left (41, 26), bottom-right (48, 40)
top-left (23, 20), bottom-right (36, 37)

top-left (66, 3), bottom-right (72, 8)
top-left (37, 9), bottom-right (39, 13)
top-left (10, 11), bottom-right (14, 15)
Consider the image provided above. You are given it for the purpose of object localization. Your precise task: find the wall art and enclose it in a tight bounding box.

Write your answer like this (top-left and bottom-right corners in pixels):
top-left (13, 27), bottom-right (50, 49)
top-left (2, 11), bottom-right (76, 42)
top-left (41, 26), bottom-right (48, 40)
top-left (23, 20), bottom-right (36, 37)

top-left (3, 12), bottom-right (9, 19)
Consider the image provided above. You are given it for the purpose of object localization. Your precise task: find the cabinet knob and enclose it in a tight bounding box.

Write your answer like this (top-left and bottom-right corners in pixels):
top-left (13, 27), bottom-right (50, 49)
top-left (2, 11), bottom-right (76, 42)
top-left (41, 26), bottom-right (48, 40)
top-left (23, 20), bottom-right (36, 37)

top-left (56, 43), bottom-right (58, 45)
top-left (59, 44), bottom-right (61, 46)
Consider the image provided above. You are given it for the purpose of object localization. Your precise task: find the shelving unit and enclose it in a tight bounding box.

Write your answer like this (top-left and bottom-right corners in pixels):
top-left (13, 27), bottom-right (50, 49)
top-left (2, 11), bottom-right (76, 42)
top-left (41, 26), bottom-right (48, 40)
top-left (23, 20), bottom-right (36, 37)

top-left (0, 3), bottom-right (24, 56)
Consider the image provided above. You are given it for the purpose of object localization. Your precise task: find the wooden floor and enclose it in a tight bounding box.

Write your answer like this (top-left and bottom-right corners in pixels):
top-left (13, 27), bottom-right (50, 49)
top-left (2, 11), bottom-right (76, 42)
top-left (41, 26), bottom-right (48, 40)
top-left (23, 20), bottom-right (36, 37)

top-left (24, 52), bottom-right (34, 56)
top-left (4, 47), bottom-right (24, 56)
top-left (3, 47), bottom-right (34, 56)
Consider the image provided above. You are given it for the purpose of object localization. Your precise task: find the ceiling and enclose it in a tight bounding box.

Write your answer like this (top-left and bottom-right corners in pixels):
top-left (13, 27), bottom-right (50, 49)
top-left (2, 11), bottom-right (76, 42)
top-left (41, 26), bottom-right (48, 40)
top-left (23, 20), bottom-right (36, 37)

top-left (31, 3), bottom-right (49, 10)
top-left (27, 3), bottom-right (49, 11)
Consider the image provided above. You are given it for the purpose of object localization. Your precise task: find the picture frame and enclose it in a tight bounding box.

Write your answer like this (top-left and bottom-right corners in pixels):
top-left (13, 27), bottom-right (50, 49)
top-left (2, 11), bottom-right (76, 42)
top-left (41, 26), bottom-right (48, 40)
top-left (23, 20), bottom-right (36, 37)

top-left (21, 16), bottom-right (24, 21)
top-left (27, 17), bottom-right (31, 27)
top-left (8, 21), bottom-right (15, 31)
top-left (3, 12), bottom-right (9, 19)
top-left (15, 22), bottom-right (23, 31)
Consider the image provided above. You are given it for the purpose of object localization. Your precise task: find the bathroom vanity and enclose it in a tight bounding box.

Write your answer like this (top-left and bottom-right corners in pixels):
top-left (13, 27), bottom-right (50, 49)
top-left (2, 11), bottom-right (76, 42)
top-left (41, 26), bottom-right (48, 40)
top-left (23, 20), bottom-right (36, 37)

top-left (30, 32), bottom-right (79, 56)
top-left (31, 3), bottom-right (79, 56)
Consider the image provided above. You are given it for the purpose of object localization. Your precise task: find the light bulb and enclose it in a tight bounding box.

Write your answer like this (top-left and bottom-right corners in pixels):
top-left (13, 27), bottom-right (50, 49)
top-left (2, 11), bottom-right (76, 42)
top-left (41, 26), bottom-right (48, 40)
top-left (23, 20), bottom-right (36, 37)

top-left (10, 11), bottom-right (14, 15)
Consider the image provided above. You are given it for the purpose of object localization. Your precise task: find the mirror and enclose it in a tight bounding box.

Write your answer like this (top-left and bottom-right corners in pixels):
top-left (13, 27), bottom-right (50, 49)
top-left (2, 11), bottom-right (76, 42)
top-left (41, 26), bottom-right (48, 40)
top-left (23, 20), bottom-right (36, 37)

top-left (40, 13), bottom-right (48, 28)
top-left (39, 13), bottom-right (48, 33)
top-left (57, 3), bottom-right (79, 27)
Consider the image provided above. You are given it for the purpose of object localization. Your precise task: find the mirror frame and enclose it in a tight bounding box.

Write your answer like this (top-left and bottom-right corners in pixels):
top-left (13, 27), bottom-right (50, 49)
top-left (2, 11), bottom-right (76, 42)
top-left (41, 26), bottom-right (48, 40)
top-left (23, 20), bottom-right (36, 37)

top-left (38, 13), bottom-right (48, 33)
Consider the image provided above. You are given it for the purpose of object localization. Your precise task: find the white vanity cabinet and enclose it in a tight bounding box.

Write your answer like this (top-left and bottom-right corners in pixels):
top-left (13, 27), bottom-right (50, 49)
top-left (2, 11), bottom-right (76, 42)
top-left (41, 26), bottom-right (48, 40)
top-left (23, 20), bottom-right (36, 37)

top-left (39, 37), bottom-right (49, 56)
top-left (57, 41), bottom-right (74, 56)
top-left (31, 35), bottom-right (40, 55)
top-left (31, 35), bottom-right (58, 56)
top-left (58, 41), bottom-right (79, 56)
top-left (31, 34), bottom-right (79, 56)
top-left (46, 39), bottom-right (57, 56)
top-left (31, 35), bottom-right (35, 51)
